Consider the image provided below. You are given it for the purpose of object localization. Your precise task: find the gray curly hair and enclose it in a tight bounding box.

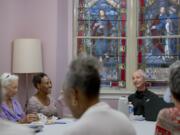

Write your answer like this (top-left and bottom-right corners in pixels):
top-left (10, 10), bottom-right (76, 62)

top-left (64, 56), bottom-right (101, 99)
top-left (169, 60), bottom-right (180, 102)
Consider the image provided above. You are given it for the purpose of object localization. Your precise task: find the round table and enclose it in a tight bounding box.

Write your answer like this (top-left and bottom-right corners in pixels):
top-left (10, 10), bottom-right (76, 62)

top-left (133, 121), bottom-right (156, 135)
top-left (36, 119), bottom-right (156, 135)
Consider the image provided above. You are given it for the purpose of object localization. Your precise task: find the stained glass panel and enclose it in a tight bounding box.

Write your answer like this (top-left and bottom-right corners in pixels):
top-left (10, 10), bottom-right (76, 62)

top-left (138, 37), bottom-right (180, 88)
top-left (138, 0), bottom-right (180, 89)
top-left (76, 0), bottom-right (127, 88)
top-left (138, 0), bottom-right (180, 36)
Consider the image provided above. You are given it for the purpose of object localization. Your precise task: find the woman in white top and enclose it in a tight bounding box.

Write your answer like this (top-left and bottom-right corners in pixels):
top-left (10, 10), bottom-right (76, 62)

top-left (27, 73), bottom-right (57, 117)
top-left (61, 56), bottom-right (136, 135)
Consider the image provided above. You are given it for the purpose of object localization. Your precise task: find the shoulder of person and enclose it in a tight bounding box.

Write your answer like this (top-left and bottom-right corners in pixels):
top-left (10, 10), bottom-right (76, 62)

top-left (128, 91), bottom-right (136, 100)
top-left (12, 98), bottom-right (20, 103)
top-left (157, 107), bottom-right (174, 121)
top-left (28, 96), bottom-right (41, 106)
top-left (29, 96), bottom-right (39, 102)
top-left (48, 95), bottom-right (57, 104)
top-left (146, 90), bottom-right (158, 97)
top-left (12, 98), bottom-right (21, 106)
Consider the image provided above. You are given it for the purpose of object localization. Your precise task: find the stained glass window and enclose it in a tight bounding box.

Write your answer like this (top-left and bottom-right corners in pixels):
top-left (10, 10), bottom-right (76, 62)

top-left (138, 0), bottom-right (180, 89)
top-left (76, 0), bottom-right (127, 88)
top-left (75, 0), bottom-right (180, 91)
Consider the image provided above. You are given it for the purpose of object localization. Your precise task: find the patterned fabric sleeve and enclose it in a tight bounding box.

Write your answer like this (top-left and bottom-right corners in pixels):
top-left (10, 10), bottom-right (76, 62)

top-left (0, 109), bottom-right (8, 120)
top-left (155, 109), bottom-right (171, 135)
top-left (0, 99), bottom-right (25, 122)
top-left (27, 97), bottom-right (41, 114)
top-left (155, 107), bottom-right (180, 135)
top-left (27, 96), bottom-right (58, 117)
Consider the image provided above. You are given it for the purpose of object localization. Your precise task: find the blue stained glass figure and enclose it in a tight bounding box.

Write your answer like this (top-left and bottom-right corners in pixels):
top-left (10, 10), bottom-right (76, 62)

top-left (91, 9), bottom-right (112, 56)
top-left (78, 0), bottom-right (126, 87)
top-left (85, 0), bottom-right (119, 57)
top-left (165, 6), bottom-right (178, 56)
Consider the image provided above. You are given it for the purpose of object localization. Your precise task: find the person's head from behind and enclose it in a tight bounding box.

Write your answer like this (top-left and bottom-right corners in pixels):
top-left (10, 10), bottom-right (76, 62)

top-left (62, 56), bottom-right (101, 118)
top-left (169, 60), bottom-right (180, 106)
top-left (132, 69), bottom-right (146, 91)
top-left (32, 73), bottom-right (52, 95)
top-left (0, 73), bottom-right (19, 99)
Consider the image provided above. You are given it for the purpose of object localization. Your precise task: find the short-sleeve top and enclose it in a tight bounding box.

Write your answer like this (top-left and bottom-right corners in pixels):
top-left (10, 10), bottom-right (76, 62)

top-left (27, 95), bottom-right (57, 117)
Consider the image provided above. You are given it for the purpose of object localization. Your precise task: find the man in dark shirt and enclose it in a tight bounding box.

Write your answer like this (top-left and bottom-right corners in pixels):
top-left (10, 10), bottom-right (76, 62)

top-left (128, 70), bottom-right (159, 117)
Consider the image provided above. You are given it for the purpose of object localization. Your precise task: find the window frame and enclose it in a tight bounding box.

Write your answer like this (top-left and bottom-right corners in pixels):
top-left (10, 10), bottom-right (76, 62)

top-left (72, 0), bottom-right (177, 95)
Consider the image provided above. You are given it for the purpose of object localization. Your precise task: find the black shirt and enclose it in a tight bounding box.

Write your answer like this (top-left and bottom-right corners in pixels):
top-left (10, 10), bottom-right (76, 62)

top-left (128, 89), bottom-right (158, 117)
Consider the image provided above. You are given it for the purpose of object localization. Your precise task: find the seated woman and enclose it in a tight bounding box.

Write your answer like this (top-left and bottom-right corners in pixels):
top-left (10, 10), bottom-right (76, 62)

top-left (27, 73), bottom-right (57, 117)
top-left (155, 61), bottom-right (180, 135)
top-left (128, 69), bottom-right (159, 117)
top-left (0, 75), bottom-right (34, 135)
top-left (0, 73), bottom-right (38, 123)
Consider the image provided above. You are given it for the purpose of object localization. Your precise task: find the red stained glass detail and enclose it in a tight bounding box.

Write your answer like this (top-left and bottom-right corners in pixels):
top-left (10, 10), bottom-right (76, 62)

top-left (78, 31), bottom-right (83, 36)
top-left (121, 65), bottom-right (125, 81)
top-left (138, 39), bottom-right (143, 46)
top-left (77, 39), bottom-right (84, 54)
top-left (121, 39), bottom-right (126, 46)
top-left (139, 14), bottom-right (144, 23)
top-left (138, 51), bottom-right (142, 64)
top-left (121, 14), bottom-right (126, 28)
top-left (79, 0), bottom-right (84, 7)
top-left (111, 82), bottom-right (119, 87)
top-left (122, 52), bottom-right (125, 64)
top-left (121, 31), bottom-right (126, 37)
top-left (121, 13), bottom-right (126, 21)
top-left (139, 31), bottom-right (143, 36)
top-left (139, 0), bottom-right (145, 7)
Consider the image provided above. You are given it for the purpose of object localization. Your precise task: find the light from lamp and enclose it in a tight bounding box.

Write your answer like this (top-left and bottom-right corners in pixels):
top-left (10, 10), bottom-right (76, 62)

top-left (12, 38), bottom-right (43, 73)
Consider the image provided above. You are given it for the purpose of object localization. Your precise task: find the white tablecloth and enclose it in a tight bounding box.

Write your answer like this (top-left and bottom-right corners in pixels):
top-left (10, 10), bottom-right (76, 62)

top-left (133, 121), bottom-right (156, 135)
top-left (36, 119), bottom-right (156, 135)
top-left (36, 118), bottom-right (73, 135)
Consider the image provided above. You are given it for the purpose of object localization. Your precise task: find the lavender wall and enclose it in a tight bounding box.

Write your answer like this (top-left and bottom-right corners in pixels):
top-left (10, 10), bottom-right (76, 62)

top-left (0, 0), bottom-right (26, 73)
top-left (0, 0), bottom-right (70, 107)
top-left (0, 0), bottom-right (120, 113)
top-left (24, 0), bottom-right (60, 99)
top-left (56, 0), bottom-right (69, 99)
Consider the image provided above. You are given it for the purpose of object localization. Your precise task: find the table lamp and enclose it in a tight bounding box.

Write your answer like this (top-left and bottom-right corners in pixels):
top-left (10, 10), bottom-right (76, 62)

top-left (12, 38), bottom-right (43, 110)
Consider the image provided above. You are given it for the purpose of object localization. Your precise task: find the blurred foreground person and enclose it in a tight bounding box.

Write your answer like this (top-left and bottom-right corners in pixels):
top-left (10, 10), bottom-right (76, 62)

top-left (61, 56), bottom-right (136, 135)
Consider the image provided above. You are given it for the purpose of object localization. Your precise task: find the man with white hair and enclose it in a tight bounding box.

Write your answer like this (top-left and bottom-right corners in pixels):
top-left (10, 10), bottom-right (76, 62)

top-left (0, 74), bottom-right (34, 135)
top-left (128, 69), bottom-right (159, 118)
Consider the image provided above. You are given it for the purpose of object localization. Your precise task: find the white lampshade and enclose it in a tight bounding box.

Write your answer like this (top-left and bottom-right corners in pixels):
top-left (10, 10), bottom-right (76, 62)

top-left (12, 38), bottom-right (43, 73)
